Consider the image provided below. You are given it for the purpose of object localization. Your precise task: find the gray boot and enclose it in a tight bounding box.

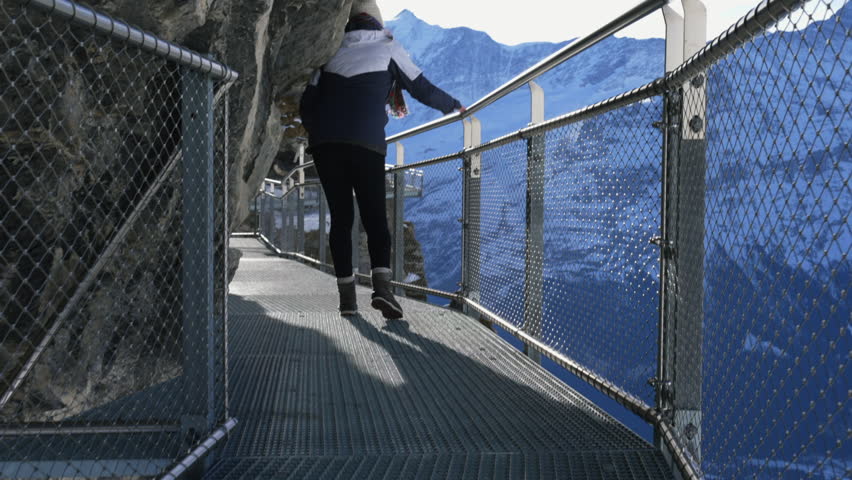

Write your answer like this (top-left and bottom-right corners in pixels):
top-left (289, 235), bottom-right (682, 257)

top-left (337, 280), bottom-right (357, 316)
top-left (370, 270), bottom-right (403, 319)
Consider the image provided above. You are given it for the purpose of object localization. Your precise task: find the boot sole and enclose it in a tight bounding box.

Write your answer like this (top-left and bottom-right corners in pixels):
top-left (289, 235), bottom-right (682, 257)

top-left (340, 309), bottom-right (358, 316)
top-left (371, 297), bottom-right (403, 319)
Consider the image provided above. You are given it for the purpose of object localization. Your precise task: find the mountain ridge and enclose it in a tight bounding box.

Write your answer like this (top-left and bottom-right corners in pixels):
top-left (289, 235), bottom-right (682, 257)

top-left (385, 9), bottom-right (664, 134)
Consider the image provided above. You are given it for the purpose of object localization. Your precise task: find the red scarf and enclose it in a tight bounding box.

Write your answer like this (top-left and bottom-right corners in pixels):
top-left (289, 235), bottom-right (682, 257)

top-left (387, 81), bottom-right (409, 118)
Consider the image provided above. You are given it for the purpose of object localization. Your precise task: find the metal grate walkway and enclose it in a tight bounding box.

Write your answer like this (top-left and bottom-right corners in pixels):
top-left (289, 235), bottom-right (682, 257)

top-left (205, 238), bottom-right (673, 479)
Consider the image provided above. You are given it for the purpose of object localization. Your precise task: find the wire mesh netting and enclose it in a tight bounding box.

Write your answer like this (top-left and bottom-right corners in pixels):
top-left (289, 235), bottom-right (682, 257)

top-left (662, 0), bottom-right (850, 477)
top-left (257, 175), bottom-right (326, 263)
top-left (468, 97), bottom-right (663, 406)
top-left (398, 159), bottom-right (463, 301)
top-left (542, 99), bottom-right (663, 404)
top-left (302, 183), bottom-right (329, 262)
top-left (261, 184), bottom-right (299, 255)
top-left (1, 2), bottom-right (233, 477)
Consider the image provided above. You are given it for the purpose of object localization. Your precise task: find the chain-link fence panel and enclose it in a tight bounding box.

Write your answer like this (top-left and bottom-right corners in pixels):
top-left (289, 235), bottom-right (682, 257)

top-left (397, 158), bottom-right (463, 303)
top-left (662, 0), bottom-right (850, 477)
top-left (257, 183), bottom-right (279, 245)
top-left (466, 97), bottom-right (662, 406)
top-left (541, 98), bottom-right (663, 405)
top-left (303, 183), bottom-right (330, 263)
top-left (0, 1), bottom-right (234, 477)
top-left (469, 140), bottom-right (529, 321)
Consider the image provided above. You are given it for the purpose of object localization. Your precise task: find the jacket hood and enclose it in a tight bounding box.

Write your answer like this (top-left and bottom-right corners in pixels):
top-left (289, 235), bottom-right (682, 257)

top-left (341, 29), bottom-right (393, 47)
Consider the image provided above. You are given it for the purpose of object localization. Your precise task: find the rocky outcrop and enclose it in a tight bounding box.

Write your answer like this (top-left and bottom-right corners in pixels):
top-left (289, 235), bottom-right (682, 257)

top-left (0, 0), bottom-right (355, 422)
top-left (78, 0), bottom-right (355, 228)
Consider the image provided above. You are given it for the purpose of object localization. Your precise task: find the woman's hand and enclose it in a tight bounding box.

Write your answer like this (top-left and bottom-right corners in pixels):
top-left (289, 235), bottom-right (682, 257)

top-left (458, 106), bottom-right (467, 114)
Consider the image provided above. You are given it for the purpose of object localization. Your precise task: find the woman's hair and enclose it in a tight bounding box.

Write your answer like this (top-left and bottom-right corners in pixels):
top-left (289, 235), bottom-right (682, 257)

top-left (345, 13), bottom-right (384, 32)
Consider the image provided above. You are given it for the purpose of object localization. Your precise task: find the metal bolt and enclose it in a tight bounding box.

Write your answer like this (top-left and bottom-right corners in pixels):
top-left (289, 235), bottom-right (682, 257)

top-left (684, 423), bottom-right (699, 440)
top-left (689, 115), bottom-right (704, 133)
top-left (690, 74), bottom-right (705, 88)
top-left (669, 91), bottom-right (682, 104)
top-left (473, 168), bottom-right (480, 176)
top-left (649, 237), bottom-right (672, 248)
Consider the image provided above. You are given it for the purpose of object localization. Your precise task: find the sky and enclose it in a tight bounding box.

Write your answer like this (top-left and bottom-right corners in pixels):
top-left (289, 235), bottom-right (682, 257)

top-left (375, 0), bottom-right (842, 45)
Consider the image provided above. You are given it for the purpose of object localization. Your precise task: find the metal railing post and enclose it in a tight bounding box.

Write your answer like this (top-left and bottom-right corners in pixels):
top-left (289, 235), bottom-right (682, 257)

top-left (393, 143), bottom-right (406, 295)
top-left (672, 0), bottom-right (706, 464)
top-left (180, 66), bottom-right (217, 443)
top-left (462, 117), bottom-right (484, 324)
top-left (523, 81), bottom-right (545, 364)
top-left (658, 0), bottom-right (706, 471)
top-left (297, 143), bottom-right (306, 254)
top-left (656, 0), bottom-right (684, 457)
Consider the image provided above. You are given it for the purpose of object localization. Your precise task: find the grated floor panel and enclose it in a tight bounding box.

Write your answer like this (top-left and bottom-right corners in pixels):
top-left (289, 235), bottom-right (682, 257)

top-left (206, 238), bottom-right (673, 479)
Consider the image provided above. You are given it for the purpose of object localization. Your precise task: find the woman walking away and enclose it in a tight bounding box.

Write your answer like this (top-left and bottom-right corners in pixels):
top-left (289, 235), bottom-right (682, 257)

top-left (299, 0), bottom-right (464, 319)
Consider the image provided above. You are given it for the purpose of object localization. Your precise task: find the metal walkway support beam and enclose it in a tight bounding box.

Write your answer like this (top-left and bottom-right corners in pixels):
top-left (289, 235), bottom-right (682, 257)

top-left (523, 81), bottom-right (545, 364)
top-left (181, 67), bottom-right (217, 443)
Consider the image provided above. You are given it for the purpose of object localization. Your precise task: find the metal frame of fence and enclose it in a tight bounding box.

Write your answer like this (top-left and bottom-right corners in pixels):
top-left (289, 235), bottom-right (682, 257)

top-left (257, 0), bottom-right (849, 478)
top-left (1, 0), bottom-right (238, 477)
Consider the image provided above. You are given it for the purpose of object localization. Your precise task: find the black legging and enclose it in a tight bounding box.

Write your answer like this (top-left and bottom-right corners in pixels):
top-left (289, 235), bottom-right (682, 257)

top-left (311, 143), bottom-right (391, 278)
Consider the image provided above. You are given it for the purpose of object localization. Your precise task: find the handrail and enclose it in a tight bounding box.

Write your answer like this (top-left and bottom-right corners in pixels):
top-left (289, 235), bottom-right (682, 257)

top-left (666, 0), bottom-right (802, 85)
top-left (24, 0), bottom-right (239, 82)
top-left (385, 0), bottom-right (669, 144)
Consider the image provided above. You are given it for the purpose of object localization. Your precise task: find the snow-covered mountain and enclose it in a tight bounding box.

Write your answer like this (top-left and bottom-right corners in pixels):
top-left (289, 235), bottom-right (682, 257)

top-left (383, 7), bottom-right (850, 477)
top-left (386, 9), bottom-right (665, 142)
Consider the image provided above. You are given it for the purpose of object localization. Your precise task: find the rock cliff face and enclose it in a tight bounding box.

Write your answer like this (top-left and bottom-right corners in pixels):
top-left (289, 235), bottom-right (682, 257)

top-left (80, 0), bottom-right (355, 227)
top-left (0, 0), bottom-right (354, 422)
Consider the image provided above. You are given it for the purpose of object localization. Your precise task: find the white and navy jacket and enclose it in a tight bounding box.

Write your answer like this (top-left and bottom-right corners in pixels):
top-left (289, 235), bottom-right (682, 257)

top-left (299, 26), bottom-right (461, 155)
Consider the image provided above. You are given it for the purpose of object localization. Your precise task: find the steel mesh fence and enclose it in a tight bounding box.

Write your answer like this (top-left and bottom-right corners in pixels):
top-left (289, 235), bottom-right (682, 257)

top-left (662, 0), bottom-right (850, 477)
top-left (257, 178), bottom-right (322, 260)
top-left (302, 183), bottom-right (329, 262)
top-left (1, 1), bottom-right (234, 478)
top-left (399, 159), bottom-right (463, 301)
top-left (466, 97), bottom-right (662, 404)
top-left (470, 140), bottom-right (529, 317)
top-left (542, 99), bottom-right (663, 404)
